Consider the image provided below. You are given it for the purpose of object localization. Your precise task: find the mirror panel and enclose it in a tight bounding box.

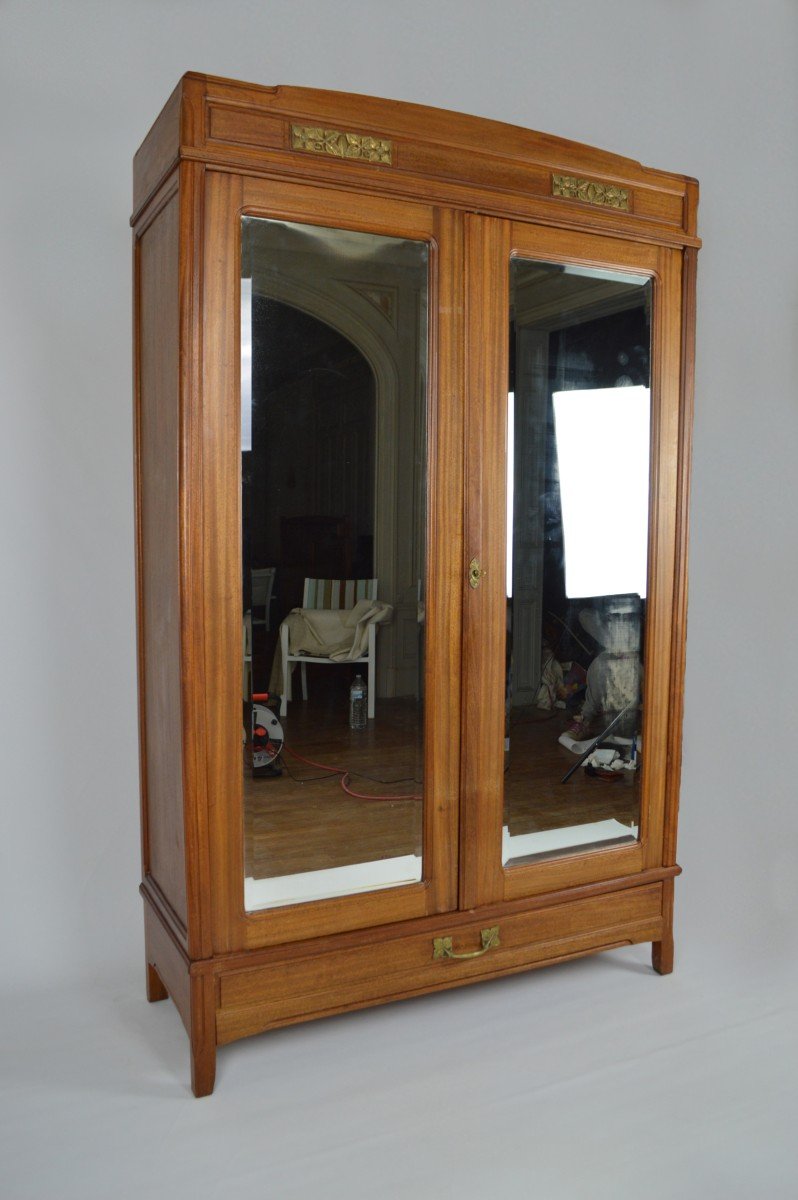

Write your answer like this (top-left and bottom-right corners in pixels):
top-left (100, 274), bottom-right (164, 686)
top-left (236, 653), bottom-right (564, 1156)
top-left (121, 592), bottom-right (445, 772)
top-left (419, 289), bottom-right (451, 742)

top-left (241, 217), bottom-right (428, 910)
top-left (504, 259), bottom-right (652, 866)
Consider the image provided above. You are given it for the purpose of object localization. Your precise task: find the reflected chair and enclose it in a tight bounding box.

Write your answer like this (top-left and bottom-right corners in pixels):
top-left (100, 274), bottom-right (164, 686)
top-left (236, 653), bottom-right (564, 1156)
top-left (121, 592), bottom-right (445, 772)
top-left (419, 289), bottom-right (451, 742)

top-left (250, 566), bottom-right (276, 631)
top-left (280, 578), bottom-right (378, 719)
top-left (243, 611), bottom-right (253, 701)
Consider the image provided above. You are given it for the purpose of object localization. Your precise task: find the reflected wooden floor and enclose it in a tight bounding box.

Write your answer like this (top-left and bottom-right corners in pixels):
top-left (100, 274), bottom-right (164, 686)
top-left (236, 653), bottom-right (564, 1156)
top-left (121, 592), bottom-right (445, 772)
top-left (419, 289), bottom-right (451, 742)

top-left (244, 689), bottom-right (639, 880)
top-left (504, 706), bottom-right (639, 836)
top-left (244, 691), bottom-right (423, 880)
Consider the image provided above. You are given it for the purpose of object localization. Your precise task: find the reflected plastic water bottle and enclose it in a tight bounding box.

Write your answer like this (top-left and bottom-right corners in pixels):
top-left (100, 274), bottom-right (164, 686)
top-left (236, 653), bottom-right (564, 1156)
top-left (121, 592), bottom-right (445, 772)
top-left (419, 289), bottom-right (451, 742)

top-left (349, 674), bottom-right (367, 730)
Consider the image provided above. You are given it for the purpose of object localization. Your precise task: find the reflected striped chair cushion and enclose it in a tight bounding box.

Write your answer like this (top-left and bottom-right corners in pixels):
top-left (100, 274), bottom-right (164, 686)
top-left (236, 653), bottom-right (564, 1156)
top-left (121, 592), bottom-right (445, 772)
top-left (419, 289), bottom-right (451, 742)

top-left (302, 578), bottom-right (377, 610)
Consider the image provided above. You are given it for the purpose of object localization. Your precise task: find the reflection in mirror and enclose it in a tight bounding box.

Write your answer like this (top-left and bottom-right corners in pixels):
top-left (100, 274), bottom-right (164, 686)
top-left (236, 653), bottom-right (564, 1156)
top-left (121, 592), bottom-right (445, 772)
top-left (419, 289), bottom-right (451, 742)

top-left (504, 260), bottom-right (652, 865)
top-left (241, 217), bottom-right (428, 910)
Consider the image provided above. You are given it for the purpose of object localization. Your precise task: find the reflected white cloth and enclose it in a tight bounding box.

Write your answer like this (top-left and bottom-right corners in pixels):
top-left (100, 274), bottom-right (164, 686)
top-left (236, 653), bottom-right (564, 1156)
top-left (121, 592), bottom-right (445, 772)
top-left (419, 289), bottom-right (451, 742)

top-left (269, 599), bottom-right (393, 694)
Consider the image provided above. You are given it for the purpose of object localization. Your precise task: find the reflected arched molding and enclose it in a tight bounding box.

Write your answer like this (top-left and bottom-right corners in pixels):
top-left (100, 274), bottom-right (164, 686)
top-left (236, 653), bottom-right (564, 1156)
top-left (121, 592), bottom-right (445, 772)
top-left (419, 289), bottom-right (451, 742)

top-left (345, 282), bottom-right (399, 329)
top-left (250, 272), bottom-right (420, 698)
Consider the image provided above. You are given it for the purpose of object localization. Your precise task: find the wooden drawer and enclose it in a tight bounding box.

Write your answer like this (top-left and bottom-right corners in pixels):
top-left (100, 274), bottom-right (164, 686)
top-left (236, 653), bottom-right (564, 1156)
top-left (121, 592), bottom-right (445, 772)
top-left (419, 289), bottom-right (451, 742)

top-left (216, 883), bottom-right (664, 1045)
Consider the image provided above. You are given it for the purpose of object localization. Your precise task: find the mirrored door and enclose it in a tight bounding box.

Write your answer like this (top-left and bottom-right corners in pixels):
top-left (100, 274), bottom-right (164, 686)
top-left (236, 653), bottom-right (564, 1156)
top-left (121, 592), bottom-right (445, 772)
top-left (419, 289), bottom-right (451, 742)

top-left (204, 178), bottom-right (681, 947)
top-left (461, 217), bottom-right (683, 907)
top-left (503, 258), bottom-right (651, 867)
top-left (240, 215), bottom-right (430, 912)
top-left (201, 174), bottom-right (463, 949)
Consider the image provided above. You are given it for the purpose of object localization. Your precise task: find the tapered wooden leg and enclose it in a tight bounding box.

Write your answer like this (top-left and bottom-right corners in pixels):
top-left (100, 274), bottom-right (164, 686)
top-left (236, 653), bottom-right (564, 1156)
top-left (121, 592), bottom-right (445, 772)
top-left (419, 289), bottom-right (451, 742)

top-left (146, 959), bottom-right (168, 1002)
top-left (652, 932), bottom-right (674, 975)
top-left (652, 877), bottom-right (675, 975)
top-left (189, 972), bottom-right (217, 1098)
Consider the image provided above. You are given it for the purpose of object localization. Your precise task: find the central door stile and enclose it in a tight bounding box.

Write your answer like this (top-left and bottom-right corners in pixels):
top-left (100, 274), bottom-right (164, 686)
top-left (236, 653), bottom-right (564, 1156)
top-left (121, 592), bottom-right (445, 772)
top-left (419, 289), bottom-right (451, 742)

top-left (424, 206), bottom-right (466, 915)
top-left (459, 214), bottom-right (511, 911)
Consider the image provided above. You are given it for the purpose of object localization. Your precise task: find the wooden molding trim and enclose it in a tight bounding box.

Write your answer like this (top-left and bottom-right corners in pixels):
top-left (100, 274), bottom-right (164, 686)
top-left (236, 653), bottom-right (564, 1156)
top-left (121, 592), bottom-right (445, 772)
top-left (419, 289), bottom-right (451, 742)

top-left (132, 74), bottom-right (700, 247)
top-left (216, 867), bottom-right (679, 974)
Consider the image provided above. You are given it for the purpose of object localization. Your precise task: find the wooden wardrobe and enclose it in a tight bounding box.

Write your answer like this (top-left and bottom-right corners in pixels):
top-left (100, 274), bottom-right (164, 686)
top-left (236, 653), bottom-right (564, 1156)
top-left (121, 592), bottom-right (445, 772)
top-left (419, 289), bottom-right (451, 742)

top-left (132, 73), bottom-right (698, 1096)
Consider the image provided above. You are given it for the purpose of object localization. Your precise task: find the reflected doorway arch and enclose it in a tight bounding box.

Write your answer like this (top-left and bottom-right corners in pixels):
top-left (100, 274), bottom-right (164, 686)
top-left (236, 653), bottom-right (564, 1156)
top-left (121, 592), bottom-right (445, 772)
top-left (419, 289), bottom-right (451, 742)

top-left (247, 297), bottom-right (377, 618)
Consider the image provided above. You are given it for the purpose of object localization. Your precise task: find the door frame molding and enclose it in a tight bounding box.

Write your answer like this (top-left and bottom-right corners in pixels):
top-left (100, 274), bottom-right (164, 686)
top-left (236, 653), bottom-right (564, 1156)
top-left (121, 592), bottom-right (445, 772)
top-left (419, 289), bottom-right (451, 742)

top-left (460, 217), bottom-right (683, 908)
top-left (196, 170), bottom-right (464, 951)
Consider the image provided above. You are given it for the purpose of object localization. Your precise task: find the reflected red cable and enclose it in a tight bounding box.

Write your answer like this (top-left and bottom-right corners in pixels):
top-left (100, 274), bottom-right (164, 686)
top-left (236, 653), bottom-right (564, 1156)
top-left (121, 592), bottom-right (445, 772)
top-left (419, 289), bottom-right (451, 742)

top-left (282, 744), bottom-right (422, 801)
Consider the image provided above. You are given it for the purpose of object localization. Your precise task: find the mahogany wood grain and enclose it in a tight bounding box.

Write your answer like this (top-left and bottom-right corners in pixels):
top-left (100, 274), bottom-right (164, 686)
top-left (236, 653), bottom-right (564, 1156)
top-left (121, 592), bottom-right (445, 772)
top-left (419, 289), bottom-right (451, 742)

top-left (200, 171), bottom-right (462, 951)
top-left (462, 222), bottom-right (685, 906)
top-left (178, 161), bottom-right (215, 963)
top-left (146, 962), bottom-right (168, 1003)
top-left (216, 936), bottom-right (651, 1046)
top-left (222, 884), bottom-right (664, 1010)
top-left (146, 865), bottom-right (677, 977)
top-left (189, 76), bottom-right (697, 241)
top-left (652, 246), bottom-right (698, 975)
top-left (133, 76), bottom-right (698, 1095)
top-left (144, 893), bottom-right (217, 1096)
top-left (459, 215), bottom-right (510, 910)
top-left (132, 79), bottom-right (182, 218)
top-left (199, 168), bottom-right (244, 957)
top-left (143, 896), bottom-right (191, 1033)
top-left (189, 972), bottom-right (217, 1098)
top-left (420, 204), bottom-right (464, 914)
top-left (662, 244), bottom-right (698, 869)
top-left (240, 173), bottom-right (436, 240)
top-left (640, 245), bottom-right (683, 873)
top-left (652, 875), bottom-right (675, 975)
top-left (134, 185), bottom-right (188, 938)
top-left (134, 75), bottom-right (700, 248)
top-left (216, 884), bottom-right (664, 1044)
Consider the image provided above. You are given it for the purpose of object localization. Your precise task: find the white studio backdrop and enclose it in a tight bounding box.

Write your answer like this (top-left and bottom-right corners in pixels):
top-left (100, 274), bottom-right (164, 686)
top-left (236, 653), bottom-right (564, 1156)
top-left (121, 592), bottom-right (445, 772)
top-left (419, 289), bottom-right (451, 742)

top-left (1, 0), bottom-right (797, 1002)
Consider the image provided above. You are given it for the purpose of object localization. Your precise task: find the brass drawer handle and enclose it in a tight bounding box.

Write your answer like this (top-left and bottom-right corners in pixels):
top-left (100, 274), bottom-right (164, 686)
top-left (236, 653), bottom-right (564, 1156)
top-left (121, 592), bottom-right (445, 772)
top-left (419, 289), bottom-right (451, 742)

top-left (433, 926), bottom-right (500, 960)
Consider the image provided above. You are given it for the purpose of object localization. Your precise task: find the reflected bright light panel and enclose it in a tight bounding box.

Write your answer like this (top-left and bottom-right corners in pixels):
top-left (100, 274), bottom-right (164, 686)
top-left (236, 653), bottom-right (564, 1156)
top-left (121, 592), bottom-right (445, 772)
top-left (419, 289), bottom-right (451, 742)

top-left (506, 391), bottom-right (514, 598)
top-left (553, 385), bottom-right (650, 599)
top-left (240, 277), bottom-right (252, 452)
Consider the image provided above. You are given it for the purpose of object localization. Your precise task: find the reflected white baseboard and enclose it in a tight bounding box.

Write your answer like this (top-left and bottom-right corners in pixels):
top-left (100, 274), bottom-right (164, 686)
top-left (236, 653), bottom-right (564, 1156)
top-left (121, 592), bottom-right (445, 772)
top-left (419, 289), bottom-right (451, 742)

top-left (502, 819), bottom-right (638, 864)
top-left (245, 854), bottom-right (422, 910)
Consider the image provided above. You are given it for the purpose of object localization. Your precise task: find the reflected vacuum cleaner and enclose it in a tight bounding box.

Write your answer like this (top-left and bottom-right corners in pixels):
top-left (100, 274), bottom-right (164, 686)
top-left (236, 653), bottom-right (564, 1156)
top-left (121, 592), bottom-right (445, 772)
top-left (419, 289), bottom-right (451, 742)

top-left (251, 692), bottom-right (284, 778)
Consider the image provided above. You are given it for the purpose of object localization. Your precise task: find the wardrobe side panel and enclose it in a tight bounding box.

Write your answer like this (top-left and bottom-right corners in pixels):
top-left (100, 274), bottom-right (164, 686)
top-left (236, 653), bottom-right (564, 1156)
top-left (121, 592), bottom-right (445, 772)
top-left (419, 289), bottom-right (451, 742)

top-left (133, 79), bottom-right (183, 217)
top-left (135, 191), bottom-right (188, 933)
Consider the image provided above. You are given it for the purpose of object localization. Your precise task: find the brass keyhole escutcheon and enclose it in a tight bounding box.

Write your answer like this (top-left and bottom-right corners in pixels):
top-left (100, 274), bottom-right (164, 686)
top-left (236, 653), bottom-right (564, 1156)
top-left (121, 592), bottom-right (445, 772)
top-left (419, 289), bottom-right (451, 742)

top-left (469, 557), bottom-right (487, 589)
